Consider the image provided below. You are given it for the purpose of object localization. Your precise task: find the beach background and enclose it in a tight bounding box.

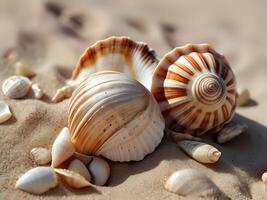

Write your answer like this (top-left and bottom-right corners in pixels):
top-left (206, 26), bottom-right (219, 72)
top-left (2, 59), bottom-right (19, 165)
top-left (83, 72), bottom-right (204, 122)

top-left (0, 0), bottom-right (267, 199)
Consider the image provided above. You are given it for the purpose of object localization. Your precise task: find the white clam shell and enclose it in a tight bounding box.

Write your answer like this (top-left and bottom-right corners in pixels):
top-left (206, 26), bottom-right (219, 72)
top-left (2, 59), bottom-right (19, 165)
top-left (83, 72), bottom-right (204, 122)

top-left (177, 140), bottom-right (221, 163)
top-left (87, 157), bottom-right (110, 186)
top-left (165, 169), bottom-right (226, 198)
top-left (68, 71), bottom-right (165, 162)
top-left (152, 44), bottom-right (237, 135)
top-left (68, 159), bottom-right (91, 181)
top-left (2, 75), bottom-right (31, 99)
top-left (51, 127), bottom-right (75, 167)
top-left (73, 152), bottom-right (93, 165)
top-left (14, 61), bottom-right (35, 78)
top-left (54, 168), bottom-right (92, 188)
top-left (0, 101), bottom-right (12, 123)
top-left (31, 84), bottom-right (44, 99)
top-left (72, 36), bottom-right (158, 91)
top-left (217, 122), bottom-right (248, 144)
top-left (30, 147), bottom-right (51, 165)
top-left (15, 167), bottom-right (58, 194)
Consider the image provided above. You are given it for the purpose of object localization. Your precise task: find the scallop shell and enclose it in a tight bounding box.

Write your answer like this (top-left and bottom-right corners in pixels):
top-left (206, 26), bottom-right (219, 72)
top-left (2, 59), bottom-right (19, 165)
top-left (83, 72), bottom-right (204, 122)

top-left (87, 157), bottom-right (110, 186)
top-left (165, 169), bottom-right (227, 198)
top-left (68, 159), bottom-right (91, 181)
top-left (15, 167), bottom-right (58, 194)
top-left (68, 71), bottom-right (165, 162)
top-left (51, 127), bottom-right (75, 167)
top-left (30, 147), bottom-right (51, 165)
top-left (54, 168), bottom-right (92, 188)
top-left (177, 140), bottom-right (221, 163)
top-left (2, 75), bottom-right (32, 99)
top-left (0, 101), bottom-right (12, 124)
top-left (152, 44), bottom-right (237, 136)
top-left (71, 36), bottom-right (158, 90)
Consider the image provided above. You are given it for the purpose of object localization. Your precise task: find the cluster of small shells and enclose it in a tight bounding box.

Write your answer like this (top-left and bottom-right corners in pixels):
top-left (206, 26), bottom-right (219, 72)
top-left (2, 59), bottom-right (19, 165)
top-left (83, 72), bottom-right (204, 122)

top-left (16, 127), bottom-right (111, 194)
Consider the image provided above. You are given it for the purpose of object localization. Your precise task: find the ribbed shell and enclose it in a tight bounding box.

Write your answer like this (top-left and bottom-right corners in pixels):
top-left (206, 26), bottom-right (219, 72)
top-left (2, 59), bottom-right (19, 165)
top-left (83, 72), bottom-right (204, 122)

top-left (71, 36), bottom-right (158, 91)
top-left (151, 44), bottom-right (237, 135)
top-left (68, 71), bottom-right (165, 162)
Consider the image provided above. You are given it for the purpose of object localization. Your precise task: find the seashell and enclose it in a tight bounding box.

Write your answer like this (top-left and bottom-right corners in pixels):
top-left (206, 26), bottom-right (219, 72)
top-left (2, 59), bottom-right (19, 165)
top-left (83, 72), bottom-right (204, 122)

top-left (237, 87), bottom-right (250, 107)
top-left (51, 127), bottom-right (75, 167)
top-left (165, 169), bottom-right (227, 198)
top-left (87, 157), bottom-right (110, 186)
top-left (71, 36), bottom-right (158, 91)
top-left (31, 84), bottom-right (44, 99)
top-left (2, 75), bottom-right (32, 99)
top-left (52, 85), bottom-right (76, 103)
top-left (262, 172), bottom-right (267, 184)
top-left (54, 168), bottom-right (92, 188)
top-left (177, 140), bottom-right (221, 163)
top-left (68, 159), bottom-right (91, 181)
top-left (14, 61), bottom-right (35, 78)
top-left (15, 167), bottom-right (58, 194)
top-left (151, 44), bottom-right (237, 136)
top-left (0, 101), bottom-right (12, 124)
top-left (73, 152), bottom-right (93, 165)
top-left (30, 147), bottom-right (51, 165)
top-left (217, 122), bottom-right (248, 144)
top-left (68, 71), bottom-right (165, 162)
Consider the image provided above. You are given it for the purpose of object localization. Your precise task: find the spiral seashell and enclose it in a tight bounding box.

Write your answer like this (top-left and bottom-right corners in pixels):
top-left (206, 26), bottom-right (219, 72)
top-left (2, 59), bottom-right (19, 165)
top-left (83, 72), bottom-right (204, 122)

top-left (71, 36), bottom-right (158, 90)
top-left (87, 157), bottom-right (110, 186)
top-left (152, 44), bottom-right (237, 135)
top-left (54, 168), bottom-right (92, 188)
top-left (2, 75), bottom-right (32, 99)
top-left (177, 140), bottom-right (221, 163)
top-left (68, 71), bottom-right (165, 162)
top-left (68, 159), bottom-right (91, 181)
top-left (15, 167), bottom-right (58, 194)
top-left (165, 169), bottom-right (228, 199)
top-left (30, 147), bottom-right (51, 165)
top-left (0, 101), bottom-right (12, 124)
top-left (51, 127), bottom-right (75, 167)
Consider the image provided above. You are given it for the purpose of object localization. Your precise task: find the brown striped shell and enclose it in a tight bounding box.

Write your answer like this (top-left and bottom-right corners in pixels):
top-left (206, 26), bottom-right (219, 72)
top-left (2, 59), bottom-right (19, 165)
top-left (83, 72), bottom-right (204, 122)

top-left (68, 71), bottom-right (165, 162)
top-left (71, 36), bottom-right (158, 90)
top-left (151, 44), bottom-right (237, 136)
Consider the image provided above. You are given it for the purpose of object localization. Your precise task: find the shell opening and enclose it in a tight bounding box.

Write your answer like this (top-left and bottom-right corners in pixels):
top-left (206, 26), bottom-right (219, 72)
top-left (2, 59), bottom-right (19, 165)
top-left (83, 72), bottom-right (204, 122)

top-left (192, 73), bottom-right (226, 106)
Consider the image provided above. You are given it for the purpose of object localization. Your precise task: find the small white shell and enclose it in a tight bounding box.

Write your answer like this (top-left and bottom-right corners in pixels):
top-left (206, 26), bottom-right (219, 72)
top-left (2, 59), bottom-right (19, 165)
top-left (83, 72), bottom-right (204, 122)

top-left (14, 61), bottom-right (35, 78)
top-left (87, 157), bottom-right (110, 186)
top-left (52, 85), bottom-right (76, 103)
top-left (237, 88), bottom-right (250, 106)
top-left (73, 152), bottom-right (93, 165)
top-left (262, 172), bottom-right (267, 184)
top-left (177, 140), bottom-right (221, 163)
top-left (165, 169), bottom-right (225, 198)
top-left (217, 122), bottom-right (248, 144)
top-left (31, 84), bottom-right (44, 99)
top-left (2, 75), bottom-right (32, 99)
top-left (51, 127), bottom-right (75, 167)
top-left (15, 167), bottom-right (58, 194)
top-left (0, 101), bottom-right (12, 124)
top-left (54, 168), bottom-right (92, 188)
top-left (30, 147), bottom-right (51, 165)
top-left (68, 159), bottom-right (91, 181)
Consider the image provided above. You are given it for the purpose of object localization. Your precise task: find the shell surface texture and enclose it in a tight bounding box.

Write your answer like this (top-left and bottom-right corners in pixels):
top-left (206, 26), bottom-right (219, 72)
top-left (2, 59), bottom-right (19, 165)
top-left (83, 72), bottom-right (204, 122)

top-left (0, 101), bottom-right (12, 123)
top-left (2, 75), bottom-right (32, 99)
top-left (152, 44), bottom-right (237, 136)
top-left (51, 127), bottom-right (75, 167)
top-left (68, 71), bottom-right (165, 162)
top-left (71, 36), bottom-right (158, 90)
top-left (15, 167), bottom-right (58, 195)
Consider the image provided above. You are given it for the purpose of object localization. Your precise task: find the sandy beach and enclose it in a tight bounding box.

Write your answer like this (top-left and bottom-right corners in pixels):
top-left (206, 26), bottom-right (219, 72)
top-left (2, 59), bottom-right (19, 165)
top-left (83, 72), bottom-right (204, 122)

top-left (0, 0), bottom-right (267, 199)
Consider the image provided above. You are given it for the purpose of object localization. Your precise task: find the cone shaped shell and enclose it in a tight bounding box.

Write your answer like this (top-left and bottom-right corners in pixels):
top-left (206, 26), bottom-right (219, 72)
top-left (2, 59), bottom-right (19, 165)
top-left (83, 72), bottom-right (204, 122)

top-left (0, 101), bottom-right (12, 123)
top-left (51, 127), bottom-right (75, 167)
top-left (177, 140), bottom-right (221, 163)
top-left (151, 44), bottom-right (237, 135)
top-left (68, 71), bottom-right (165, 162)
top-left (71, 36), bottom-right (158, 90)
top-left (15, 167), bottom-right (58, 194)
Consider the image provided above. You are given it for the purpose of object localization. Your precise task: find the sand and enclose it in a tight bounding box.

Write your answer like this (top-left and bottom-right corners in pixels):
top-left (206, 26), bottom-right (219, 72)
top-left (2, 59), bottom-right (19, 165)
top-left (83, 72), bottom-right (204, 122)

top-left (0, 0), bottom-right (267, 199)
